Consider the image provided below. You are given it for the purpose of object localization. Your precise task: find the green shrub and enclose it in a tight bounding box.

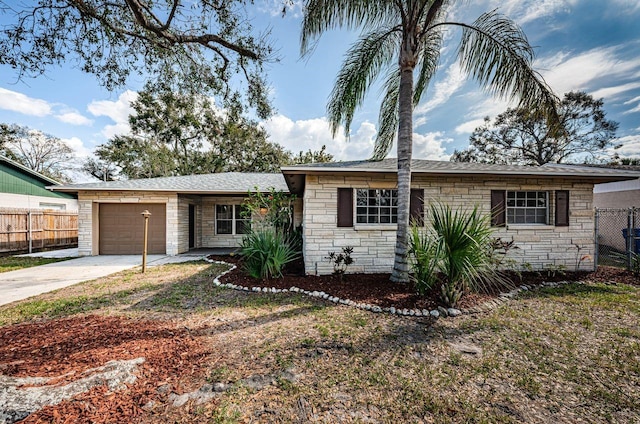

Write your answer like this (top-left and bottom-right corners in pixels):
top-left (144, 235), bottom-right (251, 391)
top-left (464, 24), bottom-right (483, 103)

top-left (408, 202), bottom-right (513, 307)
top-left (242, 187), bottom-right (296, 235)
top-left (326, 246), bottom-right (354, 281)
top-left (240, 229), bottom-right (299, 279)
top-left (408, 226), bottom-right (440, 295)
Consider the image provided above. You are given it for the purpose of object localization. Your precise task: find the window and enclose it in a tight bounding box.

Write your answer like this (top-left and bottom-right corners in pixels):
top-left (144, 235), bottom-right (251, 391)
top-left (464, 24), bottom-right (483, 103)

top-left (356, 189), bottom-right (398, 224)
top-left (506, 191), bottom-right (548, 224)
top-left (216, 204), bottom-right (250, 235)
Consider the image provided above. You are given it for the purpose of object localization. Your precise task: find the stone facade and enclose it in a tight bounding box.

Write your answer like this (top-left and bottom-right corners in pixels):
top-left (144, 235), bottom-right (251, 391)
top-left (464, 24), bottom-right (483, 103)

top-left (302, 174), bottom-right (596, 275)
top-left (77, 191), bottom-right (179, 256)
top-left (201, 196), bottom-right (249, 248)
top-left (200, 195), bottom-right (304, 248)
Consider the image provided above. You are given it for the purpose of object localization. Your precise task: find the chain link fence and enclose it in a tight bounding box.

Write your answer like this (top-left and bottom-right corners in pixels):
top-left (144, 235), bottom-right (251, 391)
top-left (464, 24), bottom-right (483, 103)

top-left (595, 208), bottom-right (640, 270)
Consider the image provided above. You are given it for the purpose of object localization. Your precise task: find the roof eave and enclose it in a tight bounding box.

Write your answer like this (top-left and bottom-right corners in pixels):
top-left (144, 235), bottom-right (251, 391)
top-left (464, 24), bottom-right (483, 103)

top-left (48, 186), bottom-right (289, 195)
top-left (281, 167), bottom-right (640, 181)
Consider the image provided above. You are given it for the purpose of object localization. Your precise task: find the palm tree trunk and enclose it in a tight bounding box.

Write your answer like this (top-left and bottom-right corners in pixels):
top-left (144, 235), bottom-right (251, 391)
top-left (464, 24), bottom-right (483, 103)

top-left (390, 61), bottom-right (414, 284)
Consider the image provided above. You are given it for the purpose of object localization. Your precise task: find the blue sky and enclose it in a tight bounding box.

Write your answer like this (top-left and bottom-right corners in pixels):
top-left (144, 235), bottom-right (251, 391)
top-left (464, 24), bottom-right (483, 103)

top-left (1, 0), bottom-right (639, 181)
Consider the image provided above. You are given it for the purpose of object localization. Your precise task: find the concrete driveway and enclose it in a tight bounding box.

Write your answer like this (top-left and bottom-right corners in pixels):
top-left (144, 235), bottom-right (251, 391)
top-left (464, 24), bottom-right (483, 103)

top-left (0, 253), bottom-right (210, 307)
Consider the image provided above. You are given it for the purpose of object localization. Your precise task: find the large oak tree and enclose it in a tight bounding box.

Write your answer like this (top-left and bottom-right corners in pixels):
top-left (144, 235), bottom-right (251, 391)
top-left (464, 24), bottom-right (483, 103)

top-left (451, 91), bottom-right (619, 165)
top-left (0, 123), bottom-right (75, 183)
top-left (91, 86), bottom-right (291, 179)
top-left (0, 0), bottom-right (275, 117)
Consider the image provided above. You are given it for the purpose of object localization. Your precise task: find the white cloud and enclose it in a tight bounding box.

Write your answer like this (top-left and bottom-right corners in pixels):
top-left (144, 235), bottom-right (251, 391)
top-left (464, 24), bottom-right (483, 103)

top-left (467, 95), bottom-right (512, 120)
top-left (100, 122), bottom-right (131, 139)
top-left (414, 62), bottom-right (466, 127)
top-left (487, 0), bottom-right (574, 24)
top-left (87, 90), bottom-right (137, 122)
top-left (622, 94), bottom-right (640, 115)
top-left (0, 88), bottom-right (52, 116)
top-left (609, 0), bottom-right (640, 14)
top-left (262, 114), bottom-right (376, 160)
top-left (611, 134), bottom-right (640, 156)
top-left (624, 96), bottom-right (640, 105)
top-left (454, 119), bottom-right (486, 134)
top-left (56, 112), bottom-right (93, 126)
top-left (624, 103), bottom-right (640, 115)
top-left (87, 90), bottom-right (138, 138)
top-left (413, 131), bottom-right (451, 161)
top-left (262, 114), bottom-right (451, 161)
top-left (62, 136), bottom-right (92, 158)
top-left (259, 0), bottom-right (304, 17)
top-left (590, 82), bottom-right (640, 100)
top-left (538, 46), bottom-right (640, 94)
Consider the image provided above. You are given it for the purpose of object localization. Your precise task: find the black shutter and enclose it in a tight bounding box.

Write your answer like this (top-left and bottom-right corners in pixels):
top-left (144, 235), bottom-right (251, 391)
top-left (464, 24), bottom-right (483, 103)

top-left (410, 188), bottom-right (425, 226)
top-left (555, 190), bottom-right (569, 226)
top-left (491, 190), bottom-right (506, 227)
top-left (337, 188), bottom-right (353, 227)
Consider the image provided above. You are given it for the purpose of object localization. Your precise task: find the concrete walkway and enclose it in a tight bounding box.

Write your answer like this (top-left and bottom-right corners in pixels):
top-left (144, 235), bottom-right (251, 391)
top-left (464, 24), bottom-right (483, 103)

top-left (0, 253), bottom-right (211, 307)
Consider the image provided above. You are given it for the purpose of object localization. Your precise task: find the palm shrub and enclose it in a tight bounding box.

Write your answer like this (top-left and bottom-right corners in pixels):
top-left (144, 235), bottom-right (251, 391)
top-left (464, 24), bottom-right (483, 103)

top-left (408, 226), bottom-right (440, 295)
top-left (240, 229), bottom-right (299, 280)
top-left (409, 203), bottom-right (512, 307)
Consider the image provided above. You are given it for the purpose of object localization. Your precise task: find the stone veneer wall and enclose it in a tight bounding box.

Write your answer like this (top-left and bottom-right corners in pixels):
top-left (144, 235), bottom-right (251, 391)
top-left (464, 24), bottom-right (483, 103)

top-left (303, 174), bottom-right (595, 275)
top-left (201, 196), bottom-right (247, 248)
top-left (77, 191), bottom-right (179, 256)
top-left (200, 195), bottom-right (304, 249)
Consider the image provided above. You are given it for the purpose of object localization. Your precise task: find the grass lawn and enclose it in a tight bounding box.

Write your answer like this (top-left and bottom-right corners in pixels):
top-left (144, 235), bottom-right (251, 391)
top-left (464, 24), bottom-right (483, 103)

top-left (0, 255), bottom-right (73, 273)
top-left (0, 260), bottom-right (638, 423)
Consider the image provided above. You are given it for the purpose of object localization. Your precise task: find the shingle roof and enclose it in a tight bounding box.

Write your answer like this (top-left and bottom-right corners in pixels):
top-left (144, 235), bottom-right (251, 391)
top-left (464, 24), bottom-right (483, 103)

top-left (281, 158), bottom-right (640, 179)
top-left (50, 160), bottom-right (640, 195)
top-left (50, 172), bottom-right (289, 194)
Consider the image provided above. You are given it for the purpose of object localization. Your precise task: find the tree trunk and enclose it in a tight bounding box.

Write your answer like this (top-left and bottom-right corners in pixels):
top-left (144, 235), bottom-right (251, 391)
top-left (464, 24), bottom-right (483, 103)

top-left (390, 61), bottom-right (415, 284)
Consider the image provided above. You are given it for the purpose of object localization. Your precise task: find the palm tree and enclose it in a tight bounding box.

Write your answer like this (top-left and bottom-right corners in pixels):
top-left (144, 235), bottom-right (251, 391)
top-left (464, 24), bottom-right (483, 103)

top-left (301, 0), bottom-right (559, 283)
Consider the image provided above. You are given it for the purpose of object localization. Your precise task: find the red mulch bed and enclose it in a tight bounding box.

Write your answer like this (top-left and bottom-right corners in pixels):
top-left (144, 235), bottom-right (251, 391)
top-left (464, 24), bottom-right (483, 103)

top-left (213, 255), bottom-right (639, 310)
top-left (0, 315), bottom-right (211, 423)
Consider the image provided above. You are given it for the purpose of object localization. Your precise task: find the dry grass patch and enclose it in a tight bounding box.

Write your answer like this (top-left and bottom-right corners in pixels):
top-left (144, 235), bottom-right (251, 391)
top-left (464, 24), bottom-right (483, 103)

top-left (1, 262), bottom-right (639, 423)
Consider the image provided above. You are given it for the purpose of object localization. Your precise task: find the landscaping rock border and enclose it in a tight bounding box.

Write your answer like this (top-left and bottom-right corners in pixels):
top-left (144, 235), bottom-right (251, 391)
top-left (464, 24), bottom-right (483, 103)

top-left (205, 259), bottom-right (590, 320)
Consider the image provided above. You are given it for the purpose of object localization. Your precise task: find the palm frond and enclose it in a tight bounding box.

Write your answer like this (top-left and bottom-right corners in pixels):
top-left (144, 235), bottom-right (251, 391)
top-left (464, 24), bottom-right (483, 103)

top-left (454, 10), bottom-right (559, 122)
top-left (371, 70), bottom-right (399, 160)
top-left (427, 202), bottom-right (512, 294)
top-left (413, 26), bottom-right (444, 105)
top-left (327, 27), bottom-right (400, 137)
top-left (301, 0), bottom-right (398, 57)
top-left (371, 26), bottom-right (443, 161)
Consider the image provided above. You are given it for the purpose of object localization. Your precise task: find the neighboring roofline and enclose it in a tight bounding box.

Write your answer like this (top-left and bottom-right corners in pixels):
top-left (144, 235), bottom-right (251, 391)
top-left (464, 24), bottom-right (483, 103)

top-left (0, 155), bottom-right (61, 186)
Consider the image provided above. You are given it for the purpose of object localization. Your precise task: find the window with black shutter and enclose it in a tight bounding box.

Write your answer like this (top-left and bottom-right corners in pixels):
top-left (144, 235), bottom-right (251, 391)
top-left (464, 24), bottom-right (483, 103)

top-left (555, 190), bottom-right (569, 226)
top-left (338, 187), bottom-right (425, 227)
top-left (491, 190), bottom-right (506, 227)
top-left (410, 188), bottom-right (424, 226)
top-left (337, 188), bottom-right (353, 227)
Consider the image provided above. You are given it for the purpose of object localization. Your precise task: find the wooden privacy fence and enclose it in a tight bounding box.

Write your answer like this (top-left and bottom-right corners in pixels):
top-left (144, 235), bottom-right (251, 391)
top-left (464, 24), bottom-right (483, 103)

top-left (0, 208), bottom-right (78, 254)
